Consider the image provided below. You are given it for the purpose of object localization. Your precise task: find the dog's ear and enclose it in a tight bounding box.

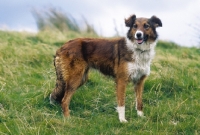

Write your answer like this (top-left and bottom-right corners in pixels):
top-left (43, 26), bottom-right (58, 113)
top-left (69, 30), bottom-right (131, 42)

top-left (150, 16), bottom-right (162, 27)
top-left (125, 14), bottom-right (136, 27)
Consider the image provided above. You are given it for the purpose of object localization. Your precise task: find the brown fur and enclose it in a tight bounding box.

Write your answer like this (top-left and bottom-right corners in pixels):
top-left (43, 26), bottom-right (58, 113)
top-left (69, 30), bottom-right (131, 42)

top-left (50, 38), bottom-right (133, 116)
top-left (50, 14), bottom-right (162, 120)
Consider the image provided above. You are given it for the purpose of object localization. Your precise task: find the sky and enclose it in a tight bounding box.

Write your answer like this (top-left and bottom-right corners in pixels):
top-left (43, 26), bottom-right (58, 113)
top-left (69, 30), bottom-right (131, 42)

top-left (0, 0), bottom-right (200, 47)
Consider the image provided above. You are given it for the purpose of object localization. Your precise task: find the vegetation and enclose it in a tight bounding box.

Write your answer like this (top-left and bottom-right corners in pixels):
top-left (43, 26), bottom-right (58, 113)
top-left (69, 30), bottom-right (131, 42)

top-left (0, 29), bottom-right (200, 135)
top-left (32, 8), bottom-right (97, 35)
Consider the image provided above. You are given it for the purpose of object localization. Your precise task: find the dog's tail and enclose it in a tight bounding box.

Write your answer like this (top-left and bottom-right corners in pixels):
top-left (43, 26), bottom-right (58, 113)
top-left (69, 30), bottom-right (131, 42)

top-left (54, 55), bottom-right (64, 81)
top-left (50, 55), bottom-right (66, 103)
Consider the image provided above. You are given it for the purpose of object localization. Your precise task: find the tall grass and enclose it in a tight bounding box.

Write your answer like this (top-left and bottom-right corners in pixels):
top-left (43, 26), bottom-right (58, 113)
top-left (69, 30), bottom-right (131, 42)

top-left (32, 7), bottom-right (97, 35)
top-left (0, 30), bottom-right (200, 134)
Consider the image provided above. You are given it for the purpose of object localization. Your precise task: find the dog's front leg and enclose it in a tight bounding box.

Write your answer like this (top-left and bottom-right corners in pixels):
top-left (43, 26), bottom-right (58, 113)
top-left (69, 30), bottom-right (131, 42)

top-left (134, 75), bottom-right (147, 117)
top-left (116, 78), bottom-right (127, 122)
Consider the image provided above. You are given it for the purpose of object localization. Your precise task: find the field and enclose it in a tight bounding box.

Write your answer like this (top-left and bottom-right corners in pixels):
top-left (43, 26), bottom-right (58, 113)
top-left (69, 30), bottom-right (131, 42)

top-left (0, 29), bottom-right (200, 135)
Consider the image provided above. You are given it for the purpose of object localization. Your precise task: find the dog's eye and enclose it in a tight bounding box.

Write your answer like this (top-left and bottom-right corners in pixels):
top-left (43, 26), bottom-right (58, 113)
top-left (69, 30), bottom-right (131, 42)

top-left (133, 24), bottom-right (137, 29)
top-left (144, 24), bottom-right (150, 29)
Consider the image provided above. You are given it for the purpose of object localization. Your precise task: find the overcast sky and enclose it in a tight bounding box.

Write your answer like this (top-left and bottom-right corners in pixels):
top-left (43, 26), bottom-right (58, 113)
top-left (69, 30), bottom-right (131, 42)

top-left (0, 0), bottom-right (200, 47)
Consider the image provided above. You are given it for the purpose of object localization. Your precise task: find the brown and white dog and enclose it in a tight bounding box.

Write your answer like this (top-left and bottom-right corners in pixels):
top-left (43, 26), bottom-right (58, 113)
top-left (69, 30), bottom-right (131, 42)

top-left (50, 14), bottom-right (162, 122)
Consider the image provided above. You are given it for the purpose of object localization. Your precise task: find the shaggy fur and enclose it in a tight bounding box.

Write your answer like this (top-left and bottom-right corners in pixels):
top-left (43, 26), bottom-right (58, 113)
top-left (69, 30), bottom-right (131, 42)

top-left (50, 14), bottom-right (162, 122)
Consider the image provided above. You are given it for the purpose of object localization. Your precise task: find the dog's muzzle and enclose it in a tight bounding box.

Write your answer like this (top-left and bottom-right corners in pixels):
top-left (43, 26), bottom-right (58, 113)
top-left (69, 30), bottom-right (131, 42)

top-left (135, 31), bottom-right (148, 44)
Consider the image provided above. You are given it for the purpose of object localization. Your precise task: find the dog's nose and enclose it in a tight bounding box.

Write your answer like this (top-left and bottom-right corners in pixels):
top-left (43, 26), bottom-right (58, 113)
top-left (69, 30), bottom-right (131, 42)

top-left (135, 31), bottom-right (144, 39)
top-left (136, 33), bottom-right (142, 38)
top-left (136, 32), bottom-right (142, 38)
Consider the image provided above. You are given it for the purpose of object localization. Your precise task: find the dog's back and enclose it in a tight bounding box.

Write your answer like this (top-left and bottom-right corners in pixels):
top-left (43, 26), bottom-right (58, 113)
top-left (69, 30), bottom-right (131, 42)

top-left (55, 38), bottom-right (133, 77)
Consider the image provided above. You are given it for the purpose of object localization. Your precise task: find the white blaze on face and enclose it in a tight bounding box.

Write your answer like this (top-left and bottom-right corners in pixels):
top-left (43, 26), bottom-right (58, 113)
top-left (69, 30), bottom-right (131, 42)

top-left (135, 30), bottom-right (144, 44)
top-left (135, 30), bottom-right (144, 39)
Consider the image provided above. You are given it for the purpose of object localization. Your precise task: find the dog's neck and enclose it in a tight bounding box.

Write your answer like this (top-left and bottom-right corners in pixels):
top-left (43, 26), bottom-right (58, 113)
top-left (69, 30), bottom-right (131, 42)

top-left (126, 38), bottom-right (156, 59)
top-left (135, 48), bottom-right (150, 54)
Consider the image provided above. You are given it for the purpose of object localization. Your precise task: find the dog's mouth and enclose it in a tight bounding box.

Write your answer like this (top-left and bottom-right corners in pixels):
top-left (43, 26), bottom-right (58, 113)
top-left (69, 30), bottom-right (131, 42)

top-left (135, 35), bottom-right (148, 45)
top-left (136, 39), bottom-right (144, 44)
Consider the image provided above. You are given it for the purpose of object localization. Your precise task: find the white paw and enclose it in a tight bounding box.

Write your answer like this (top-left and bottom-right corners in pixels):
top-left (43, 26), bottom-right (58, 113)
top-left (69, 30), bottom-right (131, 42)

top-left (119, 118), bottom-right (128, 123)
top-left (116, 106), bottom-right (128, 123)
top-left (137, 110), bottom-right (145, 118)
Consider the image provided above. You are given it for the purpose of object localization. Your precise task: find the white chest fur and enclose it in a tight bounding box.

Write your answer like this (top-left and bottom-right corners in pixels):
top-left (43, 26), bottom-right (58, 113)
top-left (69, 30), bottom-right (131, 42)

top-left (127, 51), bottom-right (151, 82)
top-left (126, 39), bottom-right (156, 82)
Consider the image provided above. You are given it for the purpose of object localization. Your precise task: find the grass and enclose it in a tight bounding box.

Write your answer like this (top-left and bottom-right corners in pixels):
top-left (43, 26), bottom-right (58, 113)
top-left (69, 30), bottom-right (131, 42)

top-left (0, 30), bottom-right (200, 135)
top-left (32, 7), bottom-right (97, 35)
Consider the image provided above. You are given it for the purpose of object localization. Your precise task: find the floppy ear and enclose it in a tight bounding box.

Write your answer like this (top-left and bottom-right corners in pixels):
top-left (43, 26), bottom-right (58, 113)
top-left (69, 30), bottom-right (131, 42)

top-left (125, 14), bottom-right (136, 27)
top-left (150, 16), bottom-right (162, 27)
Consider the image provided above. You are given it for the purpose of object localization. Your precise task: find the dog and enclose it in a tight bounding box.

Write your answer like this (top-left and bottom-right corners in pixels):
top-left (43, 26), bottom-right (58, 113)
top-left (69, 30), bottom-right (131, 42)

top-left (50, 14), bottom-right (162, 122)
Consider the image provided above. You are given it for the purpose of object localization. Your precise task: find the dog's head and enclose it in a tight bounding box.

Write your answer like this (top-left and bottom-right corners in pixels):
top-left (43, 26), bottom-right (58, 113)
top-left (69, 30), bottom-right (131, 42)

top-left (125, 14), bottom-right (162, 50)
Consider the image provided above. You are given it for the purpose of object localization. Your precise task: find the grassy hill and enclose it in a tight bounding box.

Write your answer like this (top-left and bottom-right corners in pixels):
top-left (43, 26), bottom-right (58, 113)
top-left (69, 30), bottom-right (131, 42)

top-left (0, 30), bottom-right (200, 134)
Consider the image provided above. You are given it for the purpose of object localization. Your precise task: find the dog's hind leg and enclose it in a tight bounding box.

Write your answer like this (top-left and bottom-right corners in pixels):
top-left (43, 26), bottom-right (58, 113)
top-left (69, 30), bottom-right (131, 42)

top-left (61, 66), bottom-right (88, 117)
top-left (61, 86), bottom-right (76, 117)
top-left (134, 75), bottom-right (147, 117)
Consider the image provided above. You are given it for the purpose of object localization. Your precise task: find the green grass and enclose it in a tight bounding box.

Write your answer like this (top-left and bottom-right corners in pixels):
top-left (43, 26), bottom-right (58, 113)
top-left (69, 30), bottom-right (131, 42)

top-left (0, 30), bottom-right (200, 134)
